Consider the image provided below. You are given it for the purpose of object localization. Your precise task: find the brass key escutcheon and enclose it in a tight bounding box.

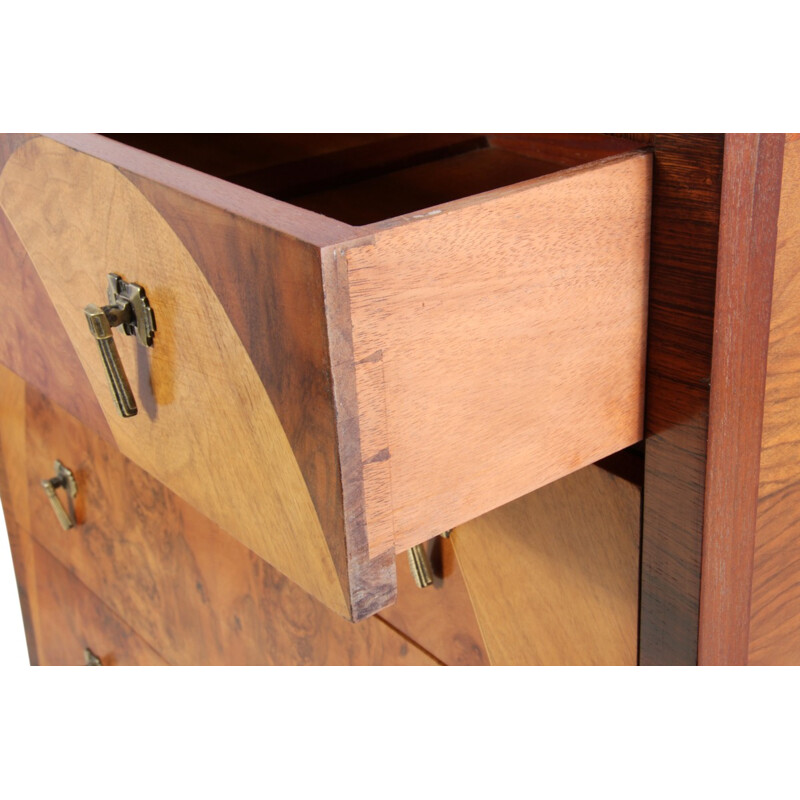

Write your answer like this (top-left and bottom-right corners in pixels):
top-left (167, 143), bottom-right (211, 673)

top-left (41, 459), bottom-right (78, 530)
top-left (84, 274), bottom-right (156, 418)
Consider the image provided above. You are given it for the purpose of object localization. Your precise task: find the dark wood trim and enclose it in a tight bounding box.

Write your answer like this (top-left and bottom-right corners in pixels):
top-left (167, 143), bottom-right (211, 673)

top-left (639, 134), bottom-right (726, 665)
top-left (639, 133), bottom-right (786, 665)
top-left (698, 134), bottom-right (785, 665)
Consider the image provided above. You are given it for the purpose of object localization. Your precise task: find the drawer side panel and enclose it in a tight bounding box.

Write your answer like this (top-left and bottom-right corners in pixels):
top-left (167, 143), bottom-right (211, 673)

top-left (344, 152), bottom-right (651, 555)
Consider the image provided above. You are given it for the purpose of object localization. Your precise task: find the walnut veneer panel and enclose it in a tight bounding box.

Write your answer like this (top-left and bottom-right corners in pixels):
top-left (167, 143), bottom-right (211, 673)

top-left (451, 464), bottom-right (641, 665)
top-left (0, 135), bottom-right (350, 617)
top-left (378, 538), bottom-right (490, 666)
top-left (24, 387), bottom-right (437, 665)
top-left (749, 134), bottom-right (800, 665)
top-left (33, 541), bottom-right (168, 666)
top-left (343, 151), bottom-right (650, 556)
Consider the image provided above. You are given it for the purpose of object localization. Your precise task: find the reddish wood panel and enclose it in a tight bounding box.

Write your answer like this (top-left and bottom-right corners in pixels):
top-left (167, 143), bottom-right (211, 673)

top-left (487, 133), bottom-right (644, 168)
top-left (33, 541), bottom-right (168, 666)
top-left (25, 387), bottom-right (436, 665)
top-left (231, 133), bottom-right (487, 199)
top-left (104, 133), bottom-right (404, 181)
top-left (378, 539), bottom-right (490, 666)
top-left (342, 152), bottom-right (650, 556)
top-left (698, 134), bottom-right (785, 665)
top-left (749, 135), bottom-right (800, 665)
top-left (294, 147), bottom-right (574, 226)
top-left (639, 134), bottom-right (726, 665)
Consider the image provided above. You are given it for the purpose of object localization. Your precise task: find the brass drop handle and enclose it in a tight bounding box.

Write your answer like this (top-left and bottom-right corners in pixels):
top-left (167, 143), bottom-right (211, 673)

top-left (84, 647), bottom-right (102, 666)
top-left (41, 459), bottom-right (78, 530)
top-left (84, 274), bottom-right (156, 418)
top-left (407, 543), bottom-right (434, 588)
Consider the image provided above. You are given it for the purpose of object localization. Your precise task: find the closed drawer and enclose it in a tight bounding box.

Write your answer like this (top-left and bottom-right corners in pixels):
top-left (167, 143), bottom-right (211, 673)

top-left (31, 539), bottom-right (167, 666)
top-left (0, 133), bottom-right (650, 619)
top-left (22, 381), bottom-right (438, 665)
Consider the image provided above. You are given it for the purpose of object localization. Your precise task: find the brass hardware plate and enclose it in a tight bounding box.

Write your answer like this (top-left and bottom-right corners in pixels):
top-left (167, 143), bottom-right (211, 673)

top-left (41, 459), bottom-right (78, 530)
top-left (84, 647), bottom-right (102, 666)
top-left (106, 273), bottom-right (156, 347)
top-left (84, 274), bottom-right (156, 417)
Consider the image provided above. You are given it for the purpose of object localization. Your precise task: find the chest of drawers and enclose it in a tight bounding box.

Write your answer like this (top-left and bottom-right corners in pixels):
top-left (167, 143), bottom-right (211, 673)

top-left (1, 132), bottom-right (798, 665)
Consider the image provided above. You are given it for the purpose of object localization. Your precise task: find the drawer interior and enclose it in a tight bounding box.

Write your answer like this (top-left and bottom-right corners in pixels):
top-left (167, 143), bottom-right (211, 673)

top-left (105, 133), bottom-right (642, 226)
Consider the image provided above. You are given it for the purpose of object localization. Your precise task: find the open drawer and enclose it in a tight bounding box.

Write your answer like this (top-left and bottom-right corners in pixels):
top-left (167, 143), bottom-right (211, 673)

top-left (0, 133), bottom-right (650, 620)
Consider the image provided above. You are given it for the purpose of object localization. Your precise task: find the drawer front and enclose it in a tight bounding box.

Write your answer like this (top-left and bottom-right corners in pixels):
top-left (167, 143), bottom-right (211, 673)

top-left (0, 133), bottom-right (650, 620)
top-left (32, 539), bottom-right (168, 666)
top-left (382, 538), bottom-right (490, 666)
top-left (0, 133), bottom-right (365, 619)
top-left (22, 383), bottom-right (437, 666)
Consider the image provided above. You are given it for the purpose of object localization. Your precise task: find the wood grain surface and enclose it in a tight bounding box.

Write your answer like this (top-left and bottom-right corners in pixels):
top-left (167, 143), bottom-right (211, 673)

top-left (341, 151), bottom-right (651, 556)
top-left (24, 387), bottom-right (437, 665)
top-left (697, 134), bottom-right (785, 665)
top-left (451, 464), bottom-right (641, 665)
top-left (104, 133), bottom-right (405, 182)
top-left (378, 538), bottom-right (490, 666)
top-left (749, 135), bottom-right (800, 665)
top-left (3, 515), bottom-right (40, 664)
top-left (0, 207), bottom-right (112, 440)
top-left (0, 364), bottom-right (29, 531)
top-left (638, 134), bottom-right (726, 665)
top-left (294, 147), bottom-right (577, 226)
top-left (120, 170), bottom-right (395, 621)
top-left (230, 133), bottom-right (487, 200)
top-left (487, 133), bottom-right (643, 169)
top-left (44, 134), bottom-right (355, 248)
top-left (0, 365), bottom-right (38, 662)
top-left (33, 540), bottom-right (168, 666)
top-left (0, 136), bottom-right (349, 617)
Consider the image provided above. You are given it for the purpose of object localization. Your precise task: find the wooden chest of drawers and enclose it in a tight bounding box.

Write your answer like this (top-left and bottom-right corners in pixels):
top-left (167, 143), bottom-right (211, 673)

top-left (2, 132), bottom-right (800, 665)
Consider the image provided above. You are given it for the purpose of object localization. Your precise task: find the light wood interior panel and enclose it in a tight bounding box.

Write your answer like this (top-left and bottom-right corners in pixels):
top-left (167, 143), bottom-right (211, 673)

top-left (451, 464), bottom-right (641, 665)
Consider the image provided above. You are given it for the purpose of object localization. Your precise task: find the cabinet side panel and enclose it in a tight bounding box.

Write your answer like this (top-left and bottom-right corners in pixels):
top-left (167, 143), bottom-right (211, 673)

top-left (697, 134), bottom-right (785, 665)
top-left (749, 135), bottom-right (800, 665)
